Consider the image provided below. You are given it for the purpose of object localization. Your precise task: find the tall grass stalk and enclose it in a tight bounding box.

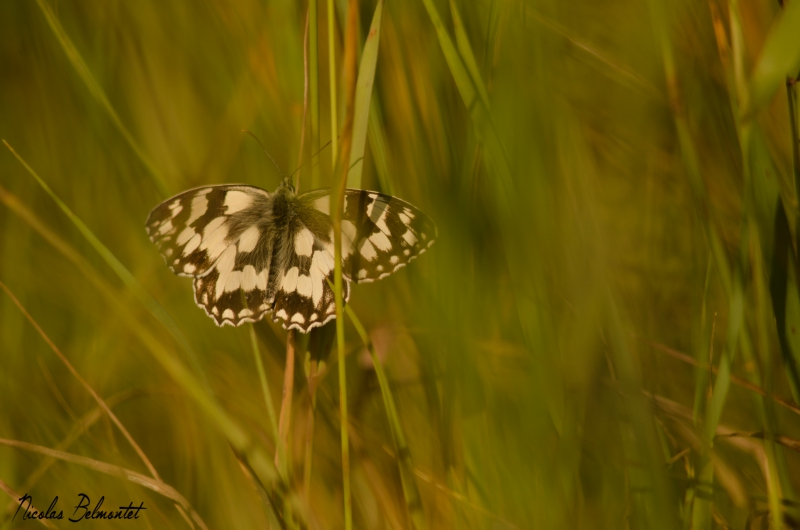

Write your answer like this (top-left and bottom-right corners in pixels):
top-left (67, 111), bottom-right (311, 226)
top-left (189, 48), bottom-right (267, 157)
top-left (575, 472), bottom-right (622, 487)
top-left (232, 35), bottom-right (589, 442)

top-left (326, 0), bottom-right (338, 167)
top-left (249, 327), bottom-right (283, 475)
top-left (329, 0), bottom-right (360, 526)
top-left (346, 0), bottom-right (383, 189)
top-left (309, 0), bottom-right (321, 189)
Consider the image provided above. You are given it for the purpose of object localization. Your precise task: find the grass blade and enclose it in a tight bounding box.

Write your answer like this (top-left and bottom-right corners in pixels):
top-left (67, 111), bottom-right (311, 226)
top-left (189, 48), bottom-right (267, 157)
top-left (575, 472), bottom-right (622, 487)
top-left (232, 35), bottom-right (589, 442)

top-left (449, 0), bottom-right (489, 109)
top-left (329, 0), bottom-right (361, 526)
top-left (746, 0), bottom-right (800, 116)
top-left (0, 478), bottom-right (58, 530)
top-left (0, 150), bottom-right (279, 499)
top-left (34, 0), bottom-right (169, 196)
top-left (344, 305), bottom-right (428, 530)
top-left (250, 327), bottom-right (284, 477)
top-left (0, 281), bottom-right (160, 482)
top-left (0, 438), bottom-right (208, 529)
top-left (346, 0), bottom-right (383, 189)
top-left (310, 0), bottom-right (321, 189)
top-left (366, 100), bottom-right (394, 195)
top-left (327, 0), bottom-right (339, 168)
top-left (3, 140), bottom-right (213, 395)
top-left (420, 0), bottom-right (480, 122)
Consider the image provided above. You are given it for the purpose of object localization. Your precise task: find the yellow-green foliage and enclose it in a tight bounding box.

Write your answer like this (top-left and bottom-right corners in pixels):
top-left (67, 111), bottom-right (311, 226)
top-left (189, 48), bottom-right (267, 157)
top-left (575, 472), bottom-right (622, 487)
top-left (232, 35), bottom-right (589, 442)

top-left (2, 0), bottom-right (800, 528)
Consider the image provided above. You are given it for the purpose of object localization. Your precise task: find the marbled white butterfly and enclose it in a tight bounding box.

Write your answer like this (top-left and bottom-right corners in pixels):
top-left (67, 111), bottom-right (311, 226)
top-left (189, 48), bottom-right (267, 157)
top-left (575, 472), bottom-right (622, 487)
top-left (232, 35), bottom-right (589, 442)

top-left (146, 181), bottom-right (437, 332)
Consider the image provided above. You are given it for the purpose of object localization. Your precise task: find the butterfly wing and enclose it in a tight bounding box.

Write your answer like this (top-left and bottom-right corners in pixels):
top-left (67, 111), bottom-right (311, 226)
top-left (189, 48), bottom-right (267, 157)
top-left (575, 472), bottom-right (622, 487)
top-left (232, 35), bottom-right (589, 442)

top-left (147, 185), bottom-right (436, 332)
top-left (270, 222), bottom-right (350, 332)
top-left (299, 188), bottom-right (437, 284)
top-left (146, 184), bottom-right (276, 326)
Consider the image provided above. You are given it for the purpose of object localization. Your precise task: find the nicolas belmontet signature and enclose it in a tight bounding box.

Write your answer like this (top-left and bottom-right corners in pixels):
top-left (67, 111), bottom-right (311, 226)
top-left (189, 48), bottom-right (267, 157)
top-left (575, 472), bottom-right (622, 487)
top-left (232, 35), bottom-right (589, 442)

top-left (14, 493), bottom-right (146, 523)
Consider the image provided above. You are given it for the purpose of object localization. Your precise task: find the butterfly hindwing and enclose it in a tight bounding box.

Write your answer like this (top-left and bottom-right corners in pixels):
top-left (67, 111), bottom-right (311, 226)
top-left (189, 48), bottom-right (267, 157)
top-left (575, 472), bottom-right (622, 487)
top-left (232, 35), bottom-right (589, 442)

top-left (193, 234), bottom-right (274, 326)
top-left (269, 220), bottom-right (350, 332)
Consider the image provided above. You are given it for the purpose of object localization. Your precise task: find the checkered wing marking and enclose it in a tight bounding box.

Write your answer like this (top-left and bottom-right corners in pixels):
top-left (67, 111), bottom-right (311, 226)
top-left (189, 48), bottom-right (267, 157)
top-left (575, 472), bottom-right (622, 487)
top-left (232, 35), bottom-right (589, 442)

top-left (270, 220), bottom-right (351, 332)
top-left (146, 184), bottom-right (275, 326)
top-left (300, 188), bottom-right (437, 284)
top-left (146, 185), bottom-right (270, 276)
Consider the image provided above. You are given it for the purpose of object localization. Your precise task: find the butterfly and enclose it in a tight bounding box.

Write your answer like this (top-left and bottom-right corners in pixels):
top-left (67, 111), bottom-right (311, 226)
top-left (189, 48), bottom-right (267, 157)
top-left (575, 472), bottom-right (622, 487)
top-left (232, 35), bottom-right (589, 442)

top-left (146, 180), bottom-right (437, 332)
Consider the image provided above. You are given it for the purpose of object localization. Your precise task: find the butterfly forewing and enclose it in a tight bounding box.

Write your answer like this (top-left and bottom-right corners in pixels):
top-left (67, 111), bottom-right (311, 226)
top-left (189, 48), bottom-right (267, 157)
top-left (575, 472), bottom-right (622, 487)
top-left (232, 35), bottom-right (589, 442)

top-left (300, 188), bottom-right (437, 284)
top-left (146, 185), bottom-right (271, 277)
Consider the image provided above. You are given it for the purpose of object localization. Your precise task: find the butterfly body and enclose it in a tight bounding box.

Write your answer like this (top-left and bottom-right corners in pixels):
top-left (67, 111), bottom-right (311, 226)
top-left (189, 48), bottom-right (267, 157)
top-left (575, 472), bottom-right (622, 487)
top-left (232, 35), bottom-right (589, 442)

top-left (146, 182), bottom-right (436, 332)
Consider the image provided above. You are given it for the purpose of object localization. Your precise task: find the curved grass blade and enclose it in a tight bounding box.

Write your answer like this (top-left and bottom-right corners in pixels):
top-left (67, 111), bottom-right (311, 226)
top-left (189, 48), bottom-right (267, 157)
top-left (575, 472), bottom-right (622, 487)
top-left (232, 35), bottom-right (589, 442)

top-left (250, 327), bottom-right (280, 447)
top-left (419, 0), bottom-right (515, 215)
top-left (0, 281), bottom-right (161, 483)
top-left (0, 438), bottom-right (207, 530)
top-left (8, 390), bottom-right (141, 507)
top-left (34, 0), bottom-right (169, 196)
top-left (449, 0), bottom-right (489, 109)
top-left (0, 164), bottom-right (279, 501)
top-left (3, 140), bottom-right (212, 395)
top-left (0, 478), bottom-right (58, 530)
top-left (746, 0), bottom-right (800, 116)
top-left (250, 327), bottom-right (286, 480)
top-left (344, 305), bottom-right (427, 530)
top-left (346, 0), bottom-right (383, 188)
top-left (420, 0), bottom-right (480, 121)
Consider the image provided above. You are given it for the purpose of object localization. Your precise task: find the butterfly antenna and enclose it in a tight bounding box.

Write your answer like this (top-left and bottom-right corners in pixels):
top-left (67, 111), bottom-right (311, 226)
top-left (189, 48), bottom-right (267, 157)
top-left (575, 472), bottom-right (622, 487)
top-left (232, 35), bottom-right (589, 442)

top-left (242, 130), bottom-right (287, 185)
top-left (288, 138), bottom-right (334, 180)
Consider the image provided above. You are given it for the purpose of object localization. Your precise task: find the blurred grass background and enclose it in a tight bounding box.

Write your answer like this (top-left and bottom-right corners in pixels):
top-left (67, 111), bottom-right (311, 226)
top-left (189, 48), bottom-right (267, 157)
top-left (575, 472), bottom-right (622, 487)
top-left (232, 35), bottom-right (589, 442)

top-left (2, 0), bottom-right (800, 528)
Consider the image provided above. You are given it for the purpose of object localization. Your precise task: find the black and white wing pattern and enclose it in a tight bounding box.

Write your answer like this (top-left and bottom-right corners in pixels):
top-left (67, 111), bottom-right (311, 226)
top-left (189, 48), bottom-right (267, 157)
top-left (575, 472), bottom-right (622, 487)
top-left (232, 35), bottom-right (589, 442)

top-left (146, 185), bottom-right (275, 326)
top-left (269, 220), bottom-right (350, 331)
top-left (146, 183), bottom-right (436, 333)
top-left (299, 188), bottom-right (437, 283)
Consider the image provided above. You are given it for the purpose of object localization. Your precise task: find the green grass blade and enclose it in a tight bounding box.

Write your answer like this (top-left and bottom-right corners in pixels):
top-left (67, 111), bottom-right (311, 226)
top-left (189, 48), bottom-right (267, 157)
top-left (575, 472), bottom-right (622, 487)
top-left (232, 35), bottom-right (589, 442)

top-left (420, 0), bottom-right (479, 119)
top-left (34, 0), bottom-right (169, 196)
top-left (367, 99), bottom-right (394, 195)
top-left (0, 281), bottom-right (161, 482)
top-left (419, 0), bottom-right (514, 200)
top-left (344, 305), bottom-right (428, 530)
top-left (746, 0), bottom-right (800, 116)
top-left (346, 0), bottom-right (383, 189)
top-left (2, 143), bottom-right (279, 496)
top-left (330, 1), bottom-right (360, 526)
top-left (310, 0), bottom-right (321, 189)
top-left (327, 0), bottom-right (339, 168)
top-left (607, 295), bottom-right (679, 529)
top-left (449, 0), bottom-right (490, 109)
top-left (250, 326), bottom-right (287, 480)
top-left (4, 140), bottom-right (212, 395)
